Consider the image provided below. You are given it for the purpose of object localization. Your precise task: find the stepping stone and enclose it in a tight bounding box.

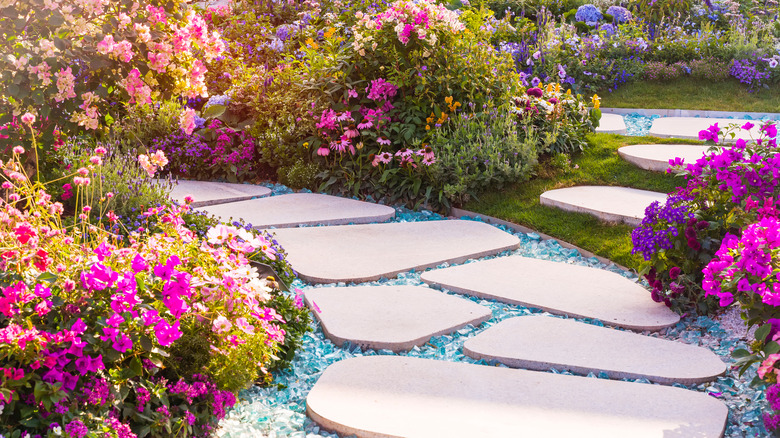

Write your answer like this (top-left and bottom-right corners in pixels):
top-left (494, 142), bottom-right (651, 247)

top-left (306, 356), bottom-right (728, 438)
top-left (305, 285), bottom-right (491, 352)
top-left (464, 316), bottom-right (726, 385)
top-left (540, 185), bottom-right (666, 226)
top-left (197, 193), bottom-right (396, 228)
top-left (618, 144), bottom-right (711, 172)
top-left (267, 220), bottom-right (520, 284)
top-left (648, 117), bottom-right (771, 140)
top-left (595, 113), bottom-right (627, 134)
top-left (421, 256), bottom-right (679, 331)
top-left (161, 179), bottom-right (271, 207)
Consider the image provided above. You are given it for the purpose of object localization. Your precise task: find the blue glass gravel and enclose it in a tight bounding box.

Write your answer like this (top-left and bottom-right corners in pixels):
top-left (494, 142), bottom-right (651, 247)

top-left (215, 205), bottom-right (769, 438)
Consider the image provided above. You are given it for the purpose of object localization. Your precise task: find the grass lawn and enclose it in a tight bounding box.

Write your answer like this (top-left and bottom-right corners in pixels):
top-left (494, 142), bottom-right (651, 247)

top-left (463, 133), bottom-right (700, 270)
top-left (600, 77), bottom-right (780, 113)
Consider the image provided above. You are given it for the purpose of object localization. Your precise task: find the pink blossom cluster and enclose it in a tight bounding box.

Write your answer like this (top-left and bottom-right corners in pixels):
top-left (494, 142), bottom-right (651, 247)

top-left (351, 0), bottom-right (465, 55)
top-left (703, 215), bottom-right (780, 307)
top-left (315, 81), bottom-right (397, 157)
top-left (0, 147), bottom-right (288, 435)
top-left (4, 0), bottom-right (225, 135)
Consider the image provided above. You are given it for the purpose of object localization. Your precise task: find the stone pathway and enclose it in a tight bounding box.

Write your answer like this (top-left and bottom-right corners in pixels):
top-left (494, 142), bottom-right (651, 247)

top-left (161, 179), bottom-right (271, 207)
top-left (421, 255), bottom-right (679, 331)
top-left (617, 144), bottom-right (711, 172)
top-left (306, 356), bottom-right (728, 438)
top-left (647, 117), bottom-right (770, 140)
top-left (179, 135), bottom-right (734, 435)
top-left (198, 193), bottom-right (396, 228)
top-left (540, 186), bottom-right (666, 226)
top-left (266, 220), bottom-right (520, 283)
top-left (595, 113), bottom-right (628, 134)
top-left (463, 315), bottom-right (726, 385)
top-left (304, 285), bottom-right (491, 352)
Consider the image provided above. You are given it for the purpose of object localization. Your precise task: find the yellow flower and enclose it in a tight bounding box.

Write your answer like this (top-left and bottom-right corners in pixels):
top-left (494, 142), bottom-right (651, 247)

top-left (546, 83), bottom-right (554, 93)
top-left (324, 27), bottom-right (335, 39)
top-left (305, 38), bottom-right (318, 49)
top-left (566, 89), bottom-right (572, 95)
top-left (555, 83), bottom-right (561, 93)
top-left (426, 125), bottom-right (431, 130)
top-left (356, 142), bottom-right (364, 150)
top-left (591, 93), bottom-right (600, 109)
top-left (303, 142), bottom-right (309, 148)
top-left (445, 96), bottom-right (453, 105)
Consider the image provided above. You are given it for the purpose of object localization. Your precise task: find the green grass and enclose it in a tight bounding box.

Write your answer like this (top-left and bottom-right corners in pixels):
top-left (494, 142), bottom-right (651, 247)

top-left (600, 77), bottom-right (780, 113)
top-left (463, 133), bottom-right (699, 270)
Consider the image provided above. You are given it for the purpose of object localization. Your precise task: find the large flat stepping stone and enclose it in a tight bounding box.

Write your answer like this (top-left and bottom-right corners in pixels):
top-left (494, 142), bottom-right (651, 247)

top-left (648, 117), bottom-right (770, 140)
top-left (307, 356), bottom-right (728, 438)
top-left (305, 285), bottom-right (491, 352)
top-left (618, 144), bottom-right (711, 172)
top-left (540, 185), bottom-right (666, 226)
top-left (198, 193), bottom-right (396, 228)
top-left (595, 113), bottom-right (627, 134)
top-left (267, 220), bottom-right (520, 284)
top-left (464, 316), bottom-right (726, 385)
top-left (162, 179), bottom-right (271, 207)
top-left (421, 256), bottom-right (679, 331)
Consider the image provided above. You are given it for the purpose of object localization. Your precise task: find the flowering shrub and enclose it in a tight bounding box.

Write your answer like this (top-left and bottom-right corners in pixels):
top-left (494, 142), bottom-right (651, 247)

top-left (0, 0), bottom-right (225, 149)
top-left (575, 4), bottom-right (603, 26)
top-left (632, 121), bottom-right (780, 313)
top-left (150, 120), bottom-right (257, 183)
top-left (606, 6), bottom-right (632, 23)
top-left (730, 56), bottom-right (779, 92)
top-left (0, 131), bottom-right (308, 436)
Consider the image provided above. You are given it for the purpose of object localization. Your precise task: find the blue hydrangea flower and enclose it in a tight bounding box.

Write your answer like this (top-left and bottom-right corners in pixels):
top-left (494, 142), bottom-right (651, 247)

top-left (600, 23), bottom-right (616, 36)
top-left (606, 6), bottom-right (632, 23)
top-left (575, 4), bottom-right (602, 26)
top-left (204, 94), bottom-right (230, 108)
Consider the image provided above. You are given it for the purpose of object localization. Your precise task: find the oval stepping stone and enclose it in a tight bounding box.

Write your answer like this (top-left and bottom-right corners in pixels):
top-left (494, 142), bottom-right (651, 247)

top-left (540, 185), bottom-right (666, 226)
top-left (421, 256), bottom-right (679, 331)
top-left (618, 144), bottom-right (711, 172)
top-left (307, 356), bottom-right (728, 438)
top-left (305, 285), bottom-right (491, 352)
top-left (267, 220), bottom-right (520, 284)
top-left (648, 117), bottom-right (771, 140)
top-left (464, 316), bottom-right (725, 385)
top-left (160, 179), bottom-right (271, 207)
top-left (595, 113), bottom-right (627, 134)
top-left (198, 193), bottom-right (396, 228)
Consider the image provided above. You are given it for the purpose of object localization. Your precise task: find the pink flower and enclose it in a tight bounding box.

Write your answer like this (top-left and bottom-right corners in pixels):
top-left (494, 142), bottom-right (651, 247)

top-left (20, 112), bottom-right (35, 125)
top-left (154, 319), bottom-right (181, 347)
top-left (377, 137), bottom-right (391, 146)
top-left (212, 315), bottom-right (232, 334)
top-left (12, 146), bottom-right (24, 154)
top-left (317, 147), bottom-right (330, 156)
top-left (235, 317), bottom-right (255, 334)
top-left (180, 108), bottom-right (197, 135)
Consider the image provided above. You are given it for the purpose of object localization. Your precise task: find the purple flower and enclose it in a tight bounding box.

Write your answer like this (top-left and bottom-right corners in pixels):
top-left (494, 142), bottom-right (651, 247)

top-left (526, 87), bottom-right (543, 98)
top-left (65, 420), bottom-right (88, 438)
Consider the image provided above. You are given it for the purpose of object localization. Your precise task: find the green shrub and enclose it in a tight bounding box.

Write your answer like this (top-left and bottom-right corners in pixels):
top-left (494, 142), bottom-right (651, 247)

top-left (427, 102), bottom-right (538, 205)
top-left (278, 159), bottom-right (322, 190)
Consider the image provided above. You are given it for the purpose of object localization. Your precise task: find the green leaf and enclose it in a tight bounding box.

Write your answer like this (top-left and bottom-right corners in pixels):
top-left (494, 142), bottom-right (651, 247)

top-left (731, 348), bottom-right (751, 359)
top-left (202, 104), bottom-right (226, 119)
top-left (766, 341), bottom-right (780, 355)
top-left (36, 272), bottom-right (58, 284)
top-left (756, 323), bottom-right (771, 342)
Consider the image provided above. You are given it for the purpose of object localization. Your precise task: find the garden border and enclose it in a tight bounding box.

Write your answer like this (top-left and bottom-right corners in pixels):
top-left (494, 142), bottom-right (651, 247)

top-left (603, 107), bottom-right (780, 120)
top-left (450, 207), bottom-right (632, 273)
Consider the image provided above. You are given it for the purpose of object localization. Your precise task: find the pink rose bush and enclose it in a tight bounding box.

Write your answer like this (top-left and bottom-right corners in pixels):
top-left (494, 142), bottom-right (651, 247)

top-left (0, 142), bottom-right (305, 436)
top-left (0, 0), bottom-right (225, 146)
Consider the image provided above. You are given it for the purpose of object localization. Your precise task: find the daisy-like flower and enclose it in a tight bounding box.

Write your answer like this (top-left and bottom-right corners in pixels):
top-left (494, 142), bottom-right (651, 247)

top-left (378, 152), bottom-right (393, 164)
top-left (395, 148), bottom-right (413, 158)
top-left (317, 147), bottom-right (330, 156)
top-left (422, 156), bottom-right (436, 166)
top-left (377, 137), bottom-right (391, 146)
